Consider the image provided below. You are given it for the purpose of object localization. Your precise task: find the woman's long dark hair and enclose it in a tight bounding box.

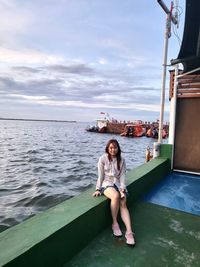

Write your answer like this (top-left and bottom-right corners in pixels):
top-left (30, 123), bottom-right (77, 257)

top-left (105, 139), bottom-right (121, 170)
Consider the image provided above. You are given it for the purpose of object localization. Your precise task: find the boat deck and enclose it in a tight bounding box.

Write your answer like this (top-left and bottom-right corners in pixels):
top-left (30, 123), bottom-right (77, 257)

top-left (143, 172), bottom-right (200, 216)
top-left (64, 201), bottom-right (200, 267)
top-left (1, 167), bottom-right (199, 267)
top-left (64, 172), bottom-right (200, 267)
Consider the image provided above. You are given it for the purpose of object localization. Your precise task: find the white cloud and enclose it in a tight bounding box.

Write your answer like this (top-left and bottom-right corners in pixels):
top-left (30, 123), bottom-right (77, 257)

top-left (98, 58), bottom-right (108, 65)
top-left (0, 48), bottom-right (65, 66)
top-left (5, 92), bottom-right (163, 113)
top-left (9, 94), bottom-right (49, 101)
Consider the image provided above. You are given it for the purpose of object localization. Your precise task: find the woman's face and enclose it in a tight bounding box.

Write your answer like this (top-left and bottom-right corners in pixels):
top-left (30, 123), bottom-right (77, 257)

top-left (108, 143), bottom-right (118, 157)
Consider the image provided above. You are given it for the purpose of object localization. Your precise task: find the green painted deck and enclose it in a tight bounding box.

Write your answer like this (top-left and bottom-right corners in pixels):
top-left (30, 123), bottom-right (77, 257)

top-left (64, 201), bottom-right (200, 267)
top-left (0, 158), bottom-right (171, 267)
top-left (1, 150), bottom-right (199, 267)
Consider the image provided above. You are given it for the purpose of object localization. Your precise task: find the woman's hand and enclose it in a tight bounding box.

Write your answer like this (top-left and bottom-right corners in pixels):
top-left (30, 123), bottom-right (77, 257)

top-left (92, 190), bottom-right (101, 197)
top-left (120, 189), bottom-right (125, 199)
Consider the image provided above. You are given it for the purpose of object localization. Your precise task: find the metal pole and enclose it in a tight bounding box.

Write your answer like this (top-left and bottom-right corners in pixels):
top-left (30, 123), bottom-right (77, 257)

top-left (158, 12), bottom-right (171, 143)
top-left (168, 64), bottom-right (178, 169)
top-left (168, 64), bottom-right (178, 145)
top-left (157, 0), bottom-right (170, 14)
top-left (156, 0), bottom-right (178, 146)
top-left (157, 0), bottom-right (178, 25)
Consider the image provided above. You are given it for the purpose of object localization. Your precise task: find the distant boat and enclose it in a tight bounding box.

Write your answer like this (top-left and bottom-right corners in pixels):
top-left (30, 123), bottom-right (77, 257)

top-left (120, 123), bottom-right (145, 137)
top-left (86, 113), bottom-right (129, 134)
top-left (86, 113), bottom-right (168, 138)
top-left (146, 128), bottom-right (167, 139)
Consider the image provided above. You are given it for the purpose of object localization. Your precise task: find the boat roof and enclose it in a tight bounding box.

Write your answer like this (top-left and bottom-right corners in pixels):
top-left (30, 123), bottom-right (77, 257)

top-left (126, 124), bottom-right (142, 127)
top-left (171, 0), bottom-right (200, 73)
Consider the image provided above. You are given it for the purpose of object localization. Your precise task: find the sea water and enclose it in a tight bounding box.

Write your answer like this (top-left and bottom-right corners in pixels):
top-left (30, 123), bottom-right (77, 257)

top-left (0, 119), bottom-right (158, 232)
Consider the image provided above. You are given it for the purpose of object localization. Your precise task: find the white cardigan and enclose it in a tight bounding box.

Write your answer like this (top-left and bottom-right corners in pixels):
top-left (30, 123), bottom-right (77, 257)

top-left (96, 153), bottom-right (126, 191)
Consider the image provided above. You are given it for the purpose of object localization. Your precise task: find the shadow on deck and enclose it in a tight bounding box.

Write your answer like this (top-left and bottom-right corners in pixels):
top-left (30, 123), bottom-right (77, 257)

top-left (65, 201), bottom-right (200, 267)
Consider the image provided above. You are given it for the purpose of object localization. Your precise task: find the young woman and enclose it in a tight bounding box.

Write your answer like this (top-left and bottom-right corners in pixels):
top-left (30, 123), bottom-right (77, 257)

top-left (93, 139), bottom-right (135, 246)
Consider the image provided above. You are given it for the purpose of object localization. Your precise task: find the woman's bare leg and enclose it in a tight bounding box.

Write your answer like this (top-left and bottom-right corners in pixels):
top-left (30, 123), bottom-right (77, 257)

top-left (104, 187), bottom-right (120, 224)
top-left (120, 197), bottom-right (133, 233)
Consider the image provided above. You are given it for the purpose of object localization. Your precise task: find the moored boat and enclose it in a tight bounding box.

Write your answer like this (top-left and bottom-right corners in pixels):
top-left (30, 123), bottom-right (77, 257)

top-left (120, 123), bottom-right (145, 137)
top-left (86, 113), bottom-right (127, 134)
top-left (86, 114), bottom-right (169, 138)
top-left (146, 128), bottom-right (167, 139)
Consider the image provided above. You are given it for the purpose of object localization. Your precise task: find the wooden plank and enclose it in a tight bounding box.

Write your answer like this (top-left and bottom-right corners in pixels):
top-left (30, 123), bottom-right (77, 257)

top-left (177, 89), bottom-right (200, 94)
top-left (179, 74), bottom-right (200, 79)
top-left (170, 72), bottom-right (200, 100)
top-left (178, 78), bottom-right (200, 84)
top-left (178, 83), bottom-right (200, 89)
top-left (178, 93), bottom-right (200, 98)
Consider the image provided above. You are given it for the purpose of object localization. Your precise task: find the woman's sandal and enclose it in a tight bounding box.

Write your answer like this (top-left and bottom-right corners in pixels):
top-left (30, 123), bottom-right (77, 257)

top-left (112, 223), bottom-right (122, 237)
top-left (125, 232), bottom-right (136, 246)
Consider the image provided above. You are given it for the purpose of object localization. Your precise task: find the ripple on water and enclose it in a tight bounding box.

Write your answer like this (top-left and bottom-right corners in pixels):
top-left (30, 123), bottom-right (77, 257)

top-left (27, 149), bottom-right (39, 154)
top-left (0, 217), bottom-right (20, 232)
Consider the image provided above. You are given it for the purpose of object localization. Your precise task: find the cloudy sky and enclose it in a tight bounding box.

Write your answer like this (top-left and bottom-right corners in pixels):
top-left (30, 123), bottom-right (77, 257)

top-left (0, 0), bottom-right (185, 122)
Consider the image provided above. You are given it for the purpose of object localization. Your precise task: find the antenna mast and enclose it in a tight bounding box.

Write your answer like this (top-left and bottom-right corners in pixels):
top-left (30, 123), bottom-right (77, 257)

top-left (157, 0), bottom-right (178, 144)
